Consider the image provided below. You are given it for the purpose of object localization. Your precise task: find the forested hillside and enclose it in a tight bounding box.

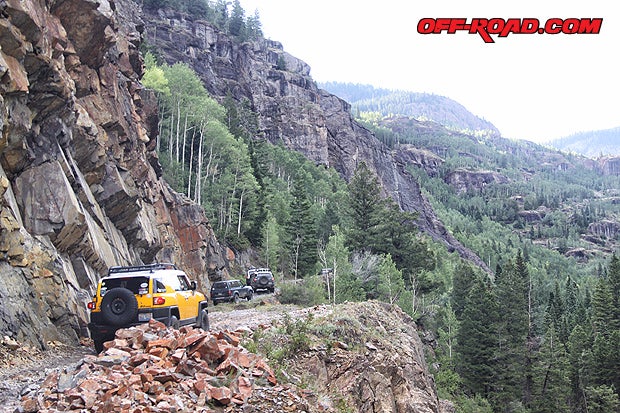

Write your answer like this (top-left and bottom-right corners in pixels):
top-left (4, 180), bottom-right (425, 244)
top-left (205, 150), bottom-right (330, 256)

top-left (320, 81), bottom-right (500, 137)
top-left (548, 126), bottom-right (620, 157)
top-left (138, 1), bottom-right (620, 412)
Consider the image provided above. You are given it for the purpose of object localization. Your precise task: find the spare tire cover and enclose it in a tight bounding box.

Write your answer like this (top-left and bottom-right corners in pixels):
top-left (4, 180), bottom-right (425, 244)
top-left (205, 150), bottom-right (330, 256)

top-left (100, 287), bottom-right (139, 327)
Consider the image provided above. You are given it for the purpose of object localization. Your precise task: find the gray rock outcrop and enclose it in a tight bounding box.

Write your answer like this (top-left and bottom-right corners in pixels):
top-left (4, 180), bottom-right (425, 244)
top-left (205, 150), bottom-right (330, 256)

top-left (0, 0), bottom-right (226, 347)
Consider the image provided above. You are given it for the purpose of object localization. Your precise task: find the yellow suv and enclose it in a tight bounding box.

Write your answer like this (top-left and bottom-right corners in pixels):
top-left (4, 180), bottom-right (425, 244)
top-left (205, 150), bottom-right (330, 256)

top-left (87, 263), bottom-right (209, 352)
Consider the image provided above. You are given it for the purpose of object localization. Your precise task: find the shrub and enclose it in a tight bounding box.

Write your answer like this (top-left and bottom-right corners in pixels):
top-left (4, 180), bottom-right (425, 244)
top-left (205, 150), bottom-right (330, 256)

top-left (278, 276), bottom-right (326, 306)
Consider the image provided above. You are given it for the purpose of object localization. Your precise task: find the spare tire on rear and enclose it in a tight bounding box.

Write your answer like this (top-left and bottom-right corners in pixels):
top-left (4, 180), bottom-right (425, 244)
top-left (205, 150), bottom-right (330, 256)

top-left (100, 288), bottom-right (138, 326)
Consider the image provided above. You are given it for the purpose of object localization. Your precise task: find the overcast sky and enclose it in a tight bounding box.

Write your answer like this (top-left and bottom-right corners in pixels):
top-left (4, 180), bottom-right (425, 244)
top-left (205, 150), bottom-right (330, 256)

top-left (237, 0), bottom-right (618, 143)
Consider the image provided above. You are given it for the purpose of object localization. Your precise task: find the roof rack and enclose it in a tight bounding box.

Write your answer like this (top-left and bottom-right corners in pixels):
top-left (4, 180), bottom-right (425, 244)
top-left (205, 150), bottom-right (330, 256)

top-left (108, 263), bottom-right (178, 275)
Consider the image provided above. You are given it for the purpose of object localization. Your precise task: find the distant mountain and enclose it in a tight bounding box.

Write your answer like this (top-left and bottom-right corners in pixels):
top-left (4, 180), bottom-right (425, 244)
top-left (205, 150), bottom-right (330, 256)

top-left (319, 81), bottom-right (500, 137)
top-left (547, 127), bottom-right (620, 157)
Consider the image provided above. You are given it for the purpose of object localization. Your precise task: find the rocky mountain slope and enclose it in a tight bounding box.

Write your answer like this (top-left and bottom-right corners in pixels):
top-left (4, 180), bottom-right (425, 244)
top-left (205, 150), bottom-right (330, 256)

top-left (548, 126), bottom-right (620, 157)
top-left (0, 0), bottom-right (228, 348)
top-left (143, 8), bottom-right (489, 273)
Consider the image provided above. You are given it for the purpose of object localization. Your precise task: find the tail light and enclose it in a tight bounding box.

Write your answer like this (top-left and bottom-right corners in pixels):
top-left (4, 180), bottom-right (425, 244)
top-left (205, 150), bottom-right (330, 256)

top-left (153, 296), bottom-right (166, 305)
top-left (87, 301), bottom-right (96, 310)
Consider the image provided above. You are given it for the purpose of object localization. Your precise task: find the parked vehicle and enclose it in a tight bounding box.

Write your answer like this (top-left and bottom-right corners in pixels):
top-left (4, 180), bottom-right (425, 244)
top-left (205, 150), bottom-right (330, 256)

top-left (210, 279), bottom-right (253, 305)
top-left (87, 263), bottom-right (209, 353)
top-left (247, 267), bottom-right (275, 293)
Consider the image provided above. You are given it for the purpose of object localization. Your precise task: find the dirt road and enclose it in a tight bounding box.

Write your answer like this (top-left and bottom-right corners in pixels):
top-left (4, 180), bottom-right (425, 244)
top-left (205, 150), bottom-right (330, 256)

top-left (0, 297), bottom-right (331, 412)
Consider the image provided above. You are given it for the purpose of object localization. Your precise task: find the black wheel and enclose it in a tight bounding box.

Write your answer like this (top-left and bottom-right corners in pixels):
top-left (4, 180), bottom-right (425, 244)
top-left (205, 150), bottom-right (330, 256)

top-left (198, 309), bottom-right (210, 331)
top-left (233, 293), bottom-right (240, 304)
top-left (247, 291), bottom-right (253, 301)
top-left (169, 315), bottom-right (180, 329)
top-left (100, 288), bottom-right (138, 326)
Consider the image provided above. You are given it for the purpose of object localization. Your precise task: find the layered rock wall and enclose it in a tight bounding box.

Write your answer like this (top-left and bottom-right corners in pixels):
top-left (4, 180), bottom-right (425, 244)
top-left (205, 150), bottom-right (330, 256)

top-left (0, 0), bottom-right (225, 347)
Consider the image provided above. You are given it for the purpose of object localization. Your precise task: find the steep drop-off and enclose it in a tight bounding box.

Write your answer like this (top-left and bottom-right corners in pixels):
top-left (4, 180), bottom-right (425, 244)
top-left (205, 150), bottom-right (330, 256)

top-left (0, 0), bottom-right (227, 347)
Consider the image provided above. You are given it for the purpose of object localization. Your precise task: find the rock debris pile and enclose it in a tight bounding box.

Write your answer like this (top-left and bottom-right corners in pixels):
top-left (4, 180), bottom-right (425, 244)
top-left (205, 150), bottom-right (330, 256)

top-left (19, 320), bottom-right (311, 412)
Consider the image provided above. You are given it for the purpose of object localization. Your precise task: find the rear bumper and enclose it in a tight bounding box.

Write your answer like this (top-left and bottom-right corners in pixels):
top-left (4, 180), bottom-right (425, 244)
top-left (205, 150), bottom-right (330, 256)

top-left (88, 307), bottom-right (175, 338)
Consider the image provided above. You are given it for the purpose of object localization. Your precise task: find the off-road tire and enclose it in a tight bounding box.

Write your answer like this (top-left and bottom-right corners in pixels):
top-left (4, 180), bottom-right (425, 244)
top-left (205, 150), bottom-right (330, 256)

top-left (169, 315), bottom-right (180, 329)
top-left (100, 288), bottom-right (138, 327)
top-left (94, 339), bottom-right (104, 354)
top-left (198, 309), bottom-right (210, 331)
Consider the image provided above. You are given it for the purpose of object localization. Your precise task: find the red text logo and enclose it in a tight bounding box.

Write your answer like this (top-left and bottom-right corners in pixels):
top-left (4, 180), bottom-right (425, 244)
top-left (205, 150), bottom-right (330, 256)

top-left (417, 18), bottom-right (603, 43)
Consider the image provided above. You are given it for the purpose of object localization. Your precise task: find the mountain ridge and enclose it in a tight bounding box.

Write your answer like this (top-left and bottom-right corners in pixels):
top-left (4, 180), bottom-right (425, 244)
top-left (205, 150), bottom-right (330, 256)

top-left (547, 126), bottom-right (620, 157)
top-left (320, 81), bottom-right (500, 137)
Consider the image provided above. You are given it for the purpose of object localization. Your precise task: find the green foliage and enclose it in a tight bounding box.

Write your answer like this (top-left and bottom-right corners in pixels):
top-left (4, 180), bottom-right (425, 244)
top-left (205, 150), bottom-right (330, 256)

top-left (531, 327), bottom-right (571, 413)
top-left (344, 162), bottom-right (435, 279)
top-left (583, 385), bottom-right (620, 413)
top-left (286, 173), bottom-right (318, 278)
top-left (277, 277), bottom-right (327, 307)
top-left (455, 274), bottom-right (498, 397)
top-left (140, 0), bottom-right (263, 40)
top-left (376, 254), bottom-right (405, 305)
top-left (454, 395), bottom-right (494, 413)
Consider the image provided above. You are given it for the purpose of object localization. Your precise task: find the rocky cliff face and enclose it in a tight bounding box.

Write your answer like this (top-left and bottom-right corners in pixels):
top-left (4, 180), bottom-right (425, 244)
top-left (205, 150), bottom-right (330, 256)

top-left (444, 168), bottom-right (509, 194)
top-left (0, 0), bottom-right (226, 348)
top-left (143, 8), bottom-right (490, 272)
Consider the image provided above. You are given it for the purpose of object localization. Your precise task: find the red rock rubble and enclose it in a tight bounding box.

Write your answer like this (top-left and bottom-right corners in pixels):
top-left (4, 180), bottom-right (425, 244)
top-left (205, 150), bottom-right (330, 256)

top-left (20, 320), bottom-right (283, 412)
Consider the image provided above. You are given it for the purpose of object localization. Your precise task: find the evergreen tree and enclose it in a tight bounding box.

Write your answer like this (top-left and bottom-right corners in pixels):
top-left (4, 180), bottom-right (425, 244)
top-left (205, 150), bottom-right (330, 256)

top-left (451, 263), bottom-right (477, 318)
top-left (589, 274), bottom-right (620, 394)
top-left (568, 324), bottom-right (591, 412)
top-left (228, 0), bottom-right (245, 37)
top-left (286, 173), bottom-right (317, 278)
top-left (531, 326), bottom-right (570, 413)
top-left (455, 275), bottom-right (498, 397)
top-left (494, 254), bottom-right (530, 408)
top-left (345, 162), bottom-right (385, 252)
top-left (608, 254), bottom-right (620, 324)
top-left (583, 385), bottom-right (620, 413)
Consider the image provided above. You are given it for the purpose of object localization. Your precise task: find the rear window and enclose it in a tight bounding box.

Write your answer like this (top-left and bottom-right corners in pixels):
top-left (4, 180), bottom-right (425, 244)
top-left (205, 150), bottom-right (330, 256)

top-left (212, 281), bottom-right (228, 289)
top-left (101, 276), bottom-right (149, 295)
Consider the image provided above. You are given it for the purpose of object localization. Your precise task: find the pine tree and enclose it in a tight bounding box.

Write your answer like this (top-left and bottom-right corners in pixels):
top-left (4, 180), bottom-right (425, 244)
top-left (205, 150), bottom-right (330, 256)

top-left (608, 254), bottom-right (620, 325)
top-left (494, 254), bottom-right (530, 407)
top-left (451, 263), bottom-right (477, 318)
top-left (455, 275), bottom-right (498, 397)
top-left (228, 0), bottom-right (245, 37)
top-left (286, 173), bottom-right (317, 278)
top-left (345, 162), bottom-right (385, 252)
top-left (531, 326), bottom-right (570, 413)
top-left (568, 324), bottom-right (591, 412)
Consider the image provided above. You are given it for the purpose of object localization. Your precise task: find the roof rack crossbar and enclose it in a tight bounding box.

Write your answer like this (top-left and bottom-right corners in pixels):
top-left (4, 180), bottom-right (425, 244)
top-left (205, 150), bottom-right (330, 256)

top-left (108, 263), bottom-right (178, 275)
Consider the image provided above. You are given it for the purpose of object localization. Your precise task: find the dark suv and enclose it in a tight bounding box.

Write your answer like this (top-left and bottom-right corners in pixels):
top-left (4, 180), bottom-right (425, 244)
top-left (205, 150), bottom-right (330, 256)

top-left (210, 279), bottom-right (253, 304)
top-left (248, 268), bottom-right (275, 293)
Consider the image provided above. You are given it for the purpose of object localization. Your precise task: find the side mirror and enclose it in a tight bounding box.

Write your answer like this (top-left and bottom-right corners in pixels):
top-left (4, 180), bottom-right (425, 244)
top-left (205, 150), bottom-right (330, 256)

top-left (190, 281), bottom-right (197, 290)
